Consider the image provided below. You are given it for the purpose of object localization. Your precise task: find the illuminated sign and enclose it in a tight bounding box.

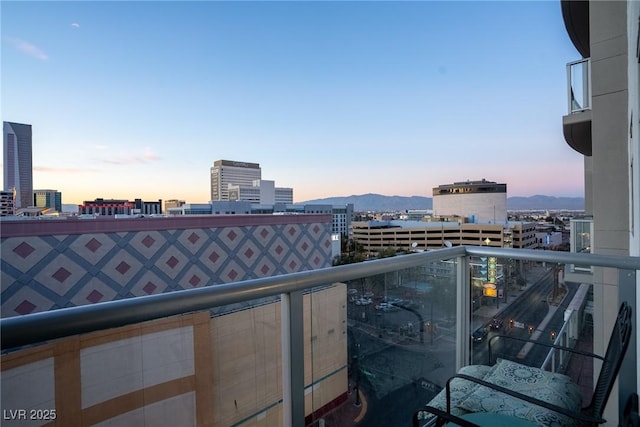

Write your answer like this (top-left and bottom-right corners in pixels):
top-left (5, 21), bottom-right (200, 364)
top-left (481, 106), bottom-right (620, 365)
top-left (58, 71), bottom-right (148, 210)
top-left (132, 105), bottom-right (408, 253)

top-left (483, 288), bottom-right (497, 297)
top-left (487, 256), bottom-right (497, 284)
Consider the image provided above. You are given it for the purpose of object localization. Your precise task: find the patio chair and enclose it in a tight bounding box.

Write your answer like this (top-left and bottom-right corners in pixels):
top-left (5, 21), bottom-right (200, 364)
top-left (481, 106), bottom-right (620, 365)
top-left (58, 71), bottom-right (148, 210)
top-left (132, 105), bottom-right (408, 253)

top-left (413, 301), bottom-right (632, 427)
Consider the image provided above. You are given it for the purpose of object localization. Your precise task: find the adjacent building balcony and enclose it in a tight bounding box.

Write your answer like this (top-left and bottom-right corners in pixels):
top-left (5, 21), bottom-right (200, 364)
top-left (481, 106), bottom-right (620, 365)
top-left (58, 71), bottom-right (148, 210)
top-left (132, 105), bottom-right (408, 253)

top-left (563, 58), bottom-right (592, 156)
top-left (566, 216), bottom-right (594, 281)
top-left (1, 247), bottom-right (638, 426)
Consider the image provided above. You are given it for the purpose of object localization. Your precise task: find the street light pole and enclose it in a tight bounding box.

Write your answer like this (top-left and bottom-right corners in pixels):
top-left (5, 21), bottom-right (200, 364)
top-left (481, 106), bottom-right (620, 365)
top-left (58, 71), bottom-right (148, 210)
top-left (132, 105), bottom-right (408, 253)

top-left (353, 343), bottom-right (361, 407)
top-left (430, 296), bottom-right (434, 345)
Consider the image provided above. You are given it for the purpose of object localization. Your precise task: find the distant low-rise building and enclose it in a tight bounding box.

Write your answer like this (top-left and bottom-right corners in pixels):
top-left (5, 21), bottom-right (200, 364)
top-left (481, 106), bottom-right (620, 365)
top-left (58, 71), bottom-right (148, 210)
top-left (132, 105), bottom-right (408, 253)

top-left (78, 198), bottom-right (162, 216)
top-left (351, 220), bottom-right (537, 255)
top-left (167, 202), bottom-right (354, 238)
top-left (0, 190), bottom-right (15, 216)
top-left (535, 230), bottom-right (563, 248)
top-left (34, 189), bottom-right (62, 212)
top-left (164, 199), bottom-right (185, 211)
top-left (228, 179), bottom-right (294, 205)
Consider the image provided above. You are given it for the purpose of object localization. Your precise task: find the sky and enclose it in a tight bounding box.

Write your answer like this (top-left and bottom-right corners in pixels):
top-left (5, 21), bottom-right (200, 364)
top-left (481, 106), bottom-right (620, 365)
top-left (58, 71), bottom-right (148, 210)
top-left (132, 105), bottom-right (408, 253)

top-left (1, 0), bottom-right (584, 205)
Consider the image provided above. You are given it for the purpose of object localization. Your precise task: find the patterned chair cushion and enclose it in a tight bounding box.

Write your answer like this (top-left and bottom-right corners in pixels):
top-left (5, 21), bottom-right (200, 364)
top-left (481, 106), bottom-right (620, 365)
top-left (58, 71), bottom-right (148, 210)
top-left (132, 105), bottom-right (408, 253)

top-left (422, 364), bottom-right (493, 420)
top-left (457, 358), bottom-right (582, 427)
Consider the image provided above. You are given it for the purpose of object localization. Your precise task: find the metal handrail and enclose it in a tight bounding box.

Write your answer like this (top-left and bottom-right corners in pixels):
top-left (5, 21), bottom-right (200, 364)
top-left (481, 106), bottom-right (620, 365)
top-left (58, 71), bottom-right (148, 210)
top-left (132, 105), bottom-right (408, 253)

top-left (2, 246), bottom-right (639, 350)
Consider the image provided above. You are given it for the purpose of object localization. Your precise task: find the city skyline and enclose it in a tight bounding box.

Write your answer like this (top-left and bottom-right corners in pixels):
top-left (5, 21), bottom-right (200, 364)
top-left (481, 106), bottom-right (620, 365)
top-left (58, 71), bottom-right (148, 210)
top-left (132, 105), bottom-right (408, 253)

top-left (2, 1), bottom-right (582, 205)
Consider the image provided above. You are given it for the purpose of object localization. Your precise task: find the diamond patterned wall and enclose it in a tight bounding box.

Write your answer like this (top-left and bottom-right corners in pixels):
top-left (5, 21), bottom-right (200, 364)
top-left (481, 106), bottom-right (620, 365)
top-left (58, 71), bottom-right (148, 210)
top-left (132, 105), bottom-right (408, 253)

top-left (1, 216), bottom-right (333, 318)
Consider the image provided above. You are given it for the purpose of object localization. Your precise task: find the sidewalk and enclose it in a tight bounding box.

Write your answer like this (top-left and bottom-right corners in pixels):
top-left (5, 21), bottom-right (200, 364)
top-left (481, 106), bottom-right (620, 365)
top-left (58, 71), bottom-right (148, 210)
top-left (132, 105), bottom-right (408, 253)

top-left (312, 384), bottom-right (368, 426)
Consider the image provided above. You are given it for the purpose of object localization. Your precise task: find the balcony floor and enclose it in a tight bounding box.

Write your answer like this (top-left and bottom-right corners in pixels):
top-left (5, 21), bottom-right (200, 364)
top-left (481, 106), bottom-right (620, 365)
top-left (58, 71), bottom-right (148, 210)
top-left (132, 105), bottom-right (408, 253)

top-left (565, 321), bottom-right (594, 405)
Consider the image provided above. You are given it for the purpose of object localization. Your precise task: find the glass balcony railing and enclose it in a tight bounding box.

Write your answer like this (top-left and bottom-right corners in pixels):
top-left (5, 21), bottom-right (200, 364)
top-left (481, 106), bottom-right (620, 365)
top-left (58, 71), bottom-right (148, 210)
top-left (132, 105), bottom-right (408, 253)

top-left (1, 247), bottom-right (638, 427)
top-left (567, 58), bottom-right (591, 114)
top-left (569, 217), bottom-right (594, 276)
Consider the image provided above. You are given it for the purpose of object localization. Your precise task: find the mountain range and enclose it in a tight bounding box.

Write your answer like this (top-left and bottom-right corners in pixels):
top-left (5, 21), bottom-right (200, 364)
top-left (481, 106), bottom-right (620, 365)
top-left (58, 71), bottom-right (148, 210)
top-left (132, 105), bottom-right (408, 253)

top-left (61, 194), bottom-right (585, 214)
top-left (301, 193), bottom-right (585, 212)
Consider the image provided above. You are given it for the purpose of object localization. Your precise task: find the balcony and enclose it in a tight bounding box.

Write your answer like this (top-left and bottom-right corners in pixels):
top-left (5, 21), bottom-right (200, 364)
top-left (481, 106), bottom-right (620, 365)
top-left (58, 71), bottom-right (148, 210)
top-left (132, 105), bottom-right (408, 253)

top-left (563, 58), bottom-right (592, 156)
top-left (567, 217), bottom-right (594, 281)
top-left (1, 247), bottom-right (638, 426)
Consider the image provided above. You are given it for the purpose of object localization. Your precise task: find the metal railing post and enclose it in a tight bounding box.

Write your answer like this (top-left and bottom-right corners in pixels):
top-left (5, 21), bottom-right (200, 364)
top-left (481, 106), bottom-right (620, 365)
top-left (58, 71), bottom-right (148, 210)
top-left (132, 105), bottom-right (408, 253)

top-left (456, 254), bottom-right (471, 370)
top-left (281, 291), bottom-right (305, 427)
top-left (618, 269), bottom-right (637, 416)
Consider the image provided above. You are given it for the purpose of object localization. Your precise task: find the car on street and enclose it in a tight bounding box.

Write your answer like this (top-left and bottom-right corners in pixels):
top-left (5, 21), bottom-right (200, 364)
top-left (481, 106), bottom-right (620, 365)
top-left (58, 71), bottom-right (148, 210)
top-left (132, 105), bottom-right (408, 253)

top-left (489, 318), bottom-right (504, 330)
top-left (375, 302), bottom-right (398, 312)
top-left (355, 297), bottom-right (372, 306)
top-left (472, 327), bottom-right (488, 342)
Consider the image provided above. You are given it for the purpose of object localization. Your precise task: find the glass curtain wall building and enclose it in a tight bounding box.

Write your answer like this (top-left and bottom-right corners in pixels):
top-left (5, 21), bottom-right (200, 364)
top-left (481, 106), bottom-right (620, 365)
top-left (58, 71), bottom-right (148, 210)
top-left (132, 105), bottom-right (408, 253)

top-left (2, 121), bottom-right (32, 210)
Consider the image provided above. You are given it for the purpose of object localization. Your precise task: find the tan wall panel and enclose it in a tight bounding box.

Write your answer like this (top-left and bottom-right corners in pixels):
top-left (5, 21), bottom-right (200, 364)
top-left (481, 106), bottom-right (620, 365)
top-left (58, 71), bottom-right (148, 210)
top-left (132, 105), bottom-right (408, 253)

top-left (3, 286), bottom-right (347, 427)
top-left (193, 312), bottom-right (215, 427)
top-left (1, 314), bottom-right (202, 427)
top-left (210, 284), bottom-right (347, 427)
top-left (92, 392), bottom-right (196, 427)
top-left (210, 304), bottom-right (282, 427)
top-left (83, 376), bottom-right (195, 426)
top-left (1, 344), bottom-right (54, 371)
top-left (305, 369), bottom-right (348, 417)
top-left (54, 337), bottom-right (81, 426)
top-left (1, 357), bottom-right (56, 418)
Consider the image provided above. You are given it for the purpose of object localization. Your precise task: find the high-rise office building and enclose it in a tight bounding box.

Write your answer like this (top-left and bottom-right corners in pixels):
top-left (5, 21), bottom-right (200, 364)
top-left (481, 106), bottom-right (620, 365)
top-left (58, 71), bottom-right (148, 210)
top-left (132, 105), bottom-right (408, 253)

top-left (3, 122), bottom-right (33, 209)
top-left (210, 160), bottom-right (261, 201)
top-left (33, 189), bottom-right (62, 212)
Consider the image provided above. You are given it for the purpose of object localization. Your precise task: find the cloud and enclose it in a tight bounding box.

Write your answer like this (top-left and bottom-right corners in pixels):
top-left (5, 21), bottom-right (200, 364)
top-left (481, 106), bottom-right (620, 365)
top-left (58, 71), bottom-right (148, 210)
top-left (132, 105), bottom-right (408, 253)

top-left (102, 147), bottom-right (163, 165)
top-left (71, 22), bottom-right (80, 28)
top-left (6, 37), bottom-right (48, 61)
top-left (34, 166), bottom-right (99, 174)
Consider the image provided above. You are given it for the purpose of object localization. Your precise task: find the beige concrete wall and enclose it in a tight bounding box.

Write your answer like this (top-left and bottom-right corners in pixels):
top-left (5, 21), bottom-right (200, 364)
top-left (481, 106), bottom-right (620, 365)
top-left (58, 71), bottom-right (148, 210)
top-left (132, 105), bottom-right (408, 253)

top-left (588, 2), bottom-right (630, 424)
top-left (210, 283), bottom-right (348, 427)
top-left (433, 192), bottom-right (507, 224)
top-left (1, 284), bottom-right (347, 427)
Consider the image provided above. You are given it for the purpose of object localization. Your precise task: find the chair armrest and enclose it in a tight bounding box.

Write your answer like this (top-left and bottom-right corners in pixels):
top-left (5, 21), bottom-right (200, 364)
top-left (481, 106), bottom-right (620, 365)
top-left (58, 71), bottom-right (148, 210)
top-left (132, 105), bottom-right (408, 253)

top-left (413, 405), bottom-right (480, 427)
top-left (446, 373), bottom-right (606, 425)
top-left (488, 334), bottom-right (605, 366)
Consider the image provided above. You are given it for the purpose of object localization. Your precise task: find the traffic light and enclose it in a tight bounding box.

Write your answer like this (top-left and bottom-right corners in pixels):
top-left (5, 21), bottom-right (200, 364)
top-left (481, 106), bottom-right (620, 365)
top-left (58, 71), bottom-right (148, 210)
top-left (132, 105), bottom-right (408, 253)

top-left (550, 331), bottom-right (556, 341)
top-left (509, 319), bottom-right (514, 329)
top-left (528, 325), bottom-right (534, 334)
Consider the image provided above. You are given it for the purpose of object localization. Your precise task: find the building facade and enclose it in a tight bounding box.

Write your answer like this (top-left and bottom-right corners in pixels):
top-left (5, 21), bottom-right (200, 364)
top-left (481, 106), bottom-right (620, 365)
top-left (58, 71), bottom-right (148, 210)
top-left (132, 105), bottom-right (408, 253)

top-left (1, 215), bottom-right (342, 426)
top-left (210, 160), bottom-right (261, 201)
top-left (300, 204), bottom-right (354, 238)
top-left (0, 190), bottom-right (15, 216)
top-left (1, 284), bottom-right (347, 427)
top-left (351, 220), bottom-right (537, 255)
top-left (78, 198), bottom-right (163, 216)
top-left (164, 199), bottom-right (185, 211)
top-left (0, 214), bottom-right (333, 318)
top-left (167, 202), bottom-right (354, 239)
top-left (3, 122), bottom-right (33, 210)
top-left (275, 186), bottom-right (294, 204)
top-left (560, 1), bottom-right (640, 421)
top-left (432, 179), bottom-right (507, 224)
top-left (34, 189), bottom-right (62, 212)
